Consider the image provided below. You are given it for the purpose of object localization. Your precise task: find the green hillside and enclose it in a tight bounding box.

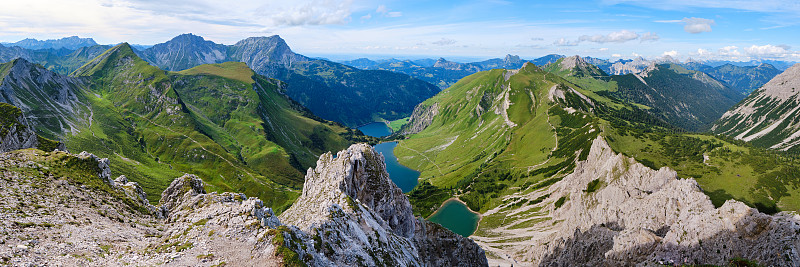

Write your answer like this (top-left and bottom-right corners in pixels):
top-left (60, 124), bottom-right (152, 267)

top-left (63, 43), bottom-right (361, 211)
top-left (396, 63), bottom-right (800, 222)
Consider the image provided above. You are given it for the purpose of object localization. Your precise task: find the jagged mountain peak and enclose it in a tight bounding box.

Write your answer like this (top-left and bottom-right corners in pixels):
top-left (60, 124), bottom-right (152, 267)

top-left (281, 143), bottom-right (415, 236)
top-left (140, 34), bottom-right (229, 71)
top-left (558, 55), bottom-right (589, 71)
top-left (503, 54), bottom-right (521, 63)
top-left (167, 33), bottom-right (207, 42)
top-left (279, 143), bottom-right (487, 266)
top-left (71, 43), bottom-right (144, 77)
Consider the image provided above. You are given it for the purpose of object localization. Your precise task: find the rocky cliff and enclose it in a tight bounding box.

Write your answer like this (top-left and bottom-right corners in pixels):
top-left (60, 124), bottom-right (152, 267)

top-left (0, 103), bottom-right (64, 152)
top-left (0, 58), bottom-right (90, 138)
top-left (280, 143), bottom-right (488, 266)
top-left (473, 137), bottom-right (800, 266)
top-left (401, 102), bottom-right (439, 135)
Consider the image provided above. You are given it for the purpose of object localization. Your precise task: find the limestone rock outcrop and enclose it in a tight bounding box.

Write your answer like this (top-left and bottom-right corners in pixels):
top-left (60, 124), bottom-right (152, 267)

top-left (474, 137), bottom-right (800, 266)
top-left (280, 143), bottom-right (488, 266)
top-left (401, 102), bottom-right (439, 135)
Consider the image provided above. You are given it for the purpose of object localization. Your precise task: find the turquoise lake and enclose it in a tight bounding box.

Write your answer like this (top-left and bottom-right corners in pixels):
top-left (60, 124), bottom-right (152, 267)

top-left (373, 142), bottom-right (419, 193)
top-left (427, 199), bottom-right (480, 237)
top-left (357, 122), bottom-right (392, 137)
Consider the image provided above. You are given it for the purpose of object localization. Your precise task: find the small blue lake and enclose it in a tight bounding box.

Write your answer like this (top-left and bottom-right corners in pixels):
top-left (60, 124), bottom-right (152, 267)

top-left (358, 122), bottom-right (392, 138)
top-left (427, 199), bottom-right (480, 237)
top-left (374, 142), bottom-right (419, 193)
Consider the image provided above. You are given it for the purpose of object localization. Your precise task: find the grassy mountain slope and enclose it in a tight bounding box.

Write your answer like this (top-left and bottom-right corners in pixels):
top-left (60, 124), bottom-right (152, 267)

top-left (397, 62), bottom-right (800, 227)
top-left (65, 43), bottom-right (357, 210)
top-left (137, 34), bottom-right (439, 127)
top-left (712, 63), bottom-right (800, 152)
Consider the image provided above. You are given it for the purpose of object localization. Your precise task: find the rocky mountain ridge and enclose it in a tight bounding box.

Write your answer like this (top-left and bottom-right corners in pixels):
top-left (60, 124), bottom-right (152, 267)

top-left (713, 63), bottom-right (800, 151)
top-left (0, 58), bottom-right (90, 138)
top-left (280, 143), bottom-right (487, 266)
top-left (0, 143), bottom-right (487, 266)
top-left (475, 136), bottom-right (800, 266)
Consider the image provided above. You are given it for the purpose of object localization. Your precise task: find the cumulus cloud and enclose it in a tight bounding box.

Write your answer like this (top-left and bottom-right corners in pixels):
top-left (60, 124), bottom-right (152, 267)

top-left (553, 37), bottom-right (578, 46)
top-left (578, 30), bottom-right (639, 43)
top-left (431, 38), bottom-right (457, 46)
top-left (640, 32), bottom-right (660, 42)
top-left (717, 46), bottom-right (741, 57)
top-left (662, 50), bottom-right (678, 57)
top-left (744, 44), bottom-right (790, 57)
top-left (271, 0), bottom-right (354, 26)
top-left (682, 17), bottom-right (715, 33)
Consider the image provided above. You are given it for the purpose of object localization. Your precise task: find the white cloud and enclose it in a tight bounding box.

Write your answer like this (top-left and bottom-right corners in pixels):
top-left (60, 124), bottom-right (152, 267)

top-left (432, 38), bottom-right (457, 46)
top-left (662, 50), bottom-right (678, 57)
top-left (611, 54), bottom-right (622, 58)
top-left (361, 13), bottom-right (372, 20)
top-left (553, 37), bottom-right (578, 46)
top-left (376, 5), bottom-right (402, 17)
top-left (682, 17), bottom-right (715, 34)
top-left (717, 46), bottom-right (741, 57)
top-left (744, 44), bottom-right (790, 57)
top-left (271, 0), bottom-right (353, 26)
top-left (578, 30), bottom-right (639, 43)
top-left (599, 47), bottom-right (609, 51)
top-left (640, 32), bottom-right (660, 42)
top-left (0, 0), bottom-right (356, 44)
top-left (556, 30), bottom-right (657, 46)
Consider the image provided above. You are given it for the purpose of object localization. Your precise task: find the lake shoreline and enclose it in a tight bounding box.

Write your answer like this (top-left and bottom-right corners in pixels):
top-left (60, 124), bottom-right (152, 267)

top-left (426, 197), bottom-right (483, 237)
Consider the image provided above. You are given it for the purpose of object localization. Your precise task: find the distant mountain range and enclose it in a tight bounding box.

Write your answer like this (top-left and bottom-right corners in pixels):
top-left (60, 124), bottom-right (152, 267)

top-left (338, 54), bottom-right (794, 94)
top-left (131, 34), bottom-right (439, 127)
top-left (1, 36), bottom-right (98, 50)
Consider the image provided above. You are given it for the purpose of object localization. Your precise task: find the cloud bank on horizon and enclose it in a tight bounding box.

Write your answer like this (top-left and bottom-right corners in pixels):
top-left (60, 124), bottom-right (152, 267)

top-left (0, 0), bottom-right (797, 61)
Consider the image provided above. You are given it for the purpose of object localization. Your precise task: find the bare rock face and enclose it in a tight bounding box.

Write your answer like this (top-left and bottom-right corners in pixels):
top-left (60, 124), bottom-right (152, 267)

top-left (401, 102), bottom-right (439, 135)
top-left (280, 143), bottom-right (488, 266)
top-left (159, 174), bottom-right (206, 212)
top-left (0, 103), bottom-right (39, 152)
top-left (475, 137), bottom-right (800, 266)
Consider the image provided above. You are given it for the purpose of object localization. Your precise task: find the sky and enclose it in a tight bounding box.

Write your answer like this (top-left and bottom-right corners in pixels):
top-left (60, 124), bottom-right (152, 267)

top-left (0, 0), bottom-right (798, 62)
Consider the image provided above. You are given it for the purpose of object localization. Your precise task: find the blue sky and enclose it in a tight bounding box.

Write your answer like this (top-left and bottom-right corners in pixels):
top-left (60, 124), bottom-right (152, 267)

top-left (0, 0), bottom-right (797, 61)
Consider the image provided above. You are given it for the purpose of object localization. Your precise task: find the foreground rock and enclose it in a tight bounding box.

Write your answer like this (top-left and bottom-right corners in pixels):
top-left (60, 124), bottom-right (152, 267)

top-left (0, 144), bottom-right (487, 266)
top-left (0, 149), bottom-right (285, 266)
top-left (280, 143), bottom-right (488, 266)
top-left (473, 137), bottom-right (800, 266)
